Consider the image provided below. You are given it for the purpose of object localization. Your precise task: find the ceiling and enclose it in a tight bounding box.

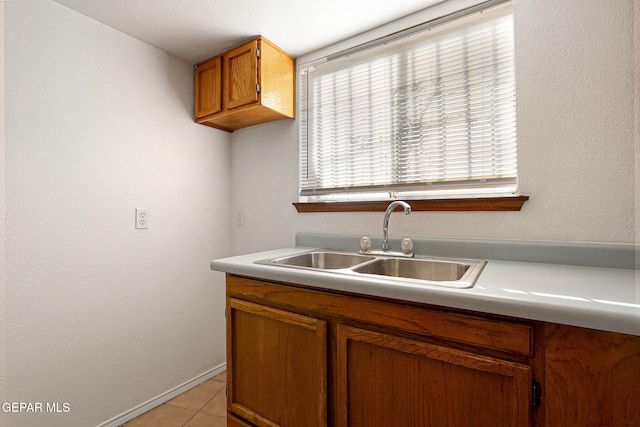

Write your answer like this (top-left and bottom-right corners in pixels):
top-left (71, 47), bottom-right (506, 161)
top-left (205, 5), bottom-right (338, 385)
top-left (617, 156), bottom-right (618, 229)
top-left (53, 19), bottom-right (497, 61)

top-left (52, 0), bottom-right (443, 64)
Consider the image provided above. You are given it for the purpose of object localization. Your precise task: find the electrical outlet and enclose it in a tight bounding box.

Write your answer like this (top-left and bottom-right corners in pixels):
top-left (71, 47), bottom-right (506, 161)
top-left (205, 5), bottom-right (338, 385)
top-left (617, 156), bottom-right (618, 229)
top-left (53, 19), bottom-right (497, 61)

top-left (236, 209), bottom-right (245, 226)
top-left (136, 209), bottom-right (149, 229)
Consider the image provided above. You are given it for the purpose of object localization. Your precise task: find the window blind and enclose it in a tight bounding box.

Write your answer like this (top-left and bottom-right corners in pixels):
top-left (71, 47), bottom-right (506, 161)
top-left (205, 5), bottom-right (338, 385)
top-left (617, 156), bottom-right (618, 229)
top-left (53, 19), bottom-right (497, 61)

top-left (298, 1), bottom-right (517, 201)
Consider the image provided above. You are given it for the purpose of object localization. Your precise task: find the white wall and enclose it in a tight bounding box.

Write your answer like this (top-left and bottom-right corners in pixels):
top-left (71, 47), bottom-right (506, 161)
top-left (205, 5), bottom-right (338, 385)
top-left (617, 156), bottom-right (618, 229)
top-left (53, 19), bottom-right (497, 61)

top-left (231, 119), bottom-right (299, 254)
top-left (3, 1), bottom-right (231, 426)
top-left (0, 3), bottom-right (8, 427)
top-left (232, 0), bottom-right (637, 255)
top-left (635, 0), bottom-right (640, 247)
top-left (1, 0), bottom-right (636, 425)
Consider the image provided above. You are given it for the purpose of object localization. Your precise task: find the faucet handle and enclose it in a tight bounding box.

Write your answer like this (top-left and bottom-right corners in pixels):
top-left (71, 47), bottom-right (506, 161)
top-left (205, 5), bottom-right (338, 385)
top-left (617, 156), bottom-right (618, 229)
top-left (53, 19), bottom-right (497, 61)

top-left (401, 238), bottom-right (414, 255)
top-left (359, 236), bottom-right (372, 253)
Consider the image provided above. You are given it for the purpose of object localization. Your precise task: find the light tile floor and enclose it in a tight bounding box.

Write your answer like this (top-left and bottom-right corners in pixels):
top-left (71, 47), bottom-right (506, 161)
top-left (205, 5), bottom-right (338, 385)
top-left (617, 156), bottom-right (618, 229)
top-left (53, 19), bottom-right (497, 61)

top-left (124, 372), bottom-right (227, 427)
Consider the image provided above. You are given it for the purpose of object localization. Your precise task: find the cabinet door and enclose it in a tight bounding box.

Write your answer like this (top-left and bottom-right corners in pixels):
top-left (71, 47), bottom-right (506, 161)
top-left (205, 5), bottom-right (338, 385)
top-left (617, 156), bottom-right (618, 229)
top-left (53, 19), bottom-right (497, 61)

top-left (225, 39), bottom-right (259, 110)
top-left (227, 298), bottom-right (328, 427)
top-left (336, 325), bottom-right (532, 427)
top-left (545, 323), bottom-right (640, 426)
top-left (194, 56), bottom-right (222, 118)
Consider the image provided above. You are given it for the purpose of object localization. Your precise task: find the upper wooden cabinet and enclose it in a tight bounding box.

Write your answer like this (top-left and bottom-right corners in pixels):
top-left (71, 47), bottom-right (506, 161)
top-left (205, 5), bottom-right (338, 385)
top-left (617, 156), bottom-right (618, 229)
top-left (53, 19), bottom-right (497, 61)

top-left (194, 36), bottom-right (295, 132)
top-left (225, 41), bottom-right (259, 110)
top-left (194, 56), bottom-right (222, 117)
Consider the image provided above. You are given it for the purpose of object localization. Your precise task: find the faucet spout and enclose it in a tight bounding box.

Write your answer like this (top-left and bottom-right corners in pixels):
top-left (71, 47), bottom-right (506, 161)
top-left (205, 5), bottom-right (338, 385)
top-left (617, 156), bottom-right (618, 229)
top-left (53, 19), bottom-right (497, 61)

top-left (382, 201), bottom-right (411, 251)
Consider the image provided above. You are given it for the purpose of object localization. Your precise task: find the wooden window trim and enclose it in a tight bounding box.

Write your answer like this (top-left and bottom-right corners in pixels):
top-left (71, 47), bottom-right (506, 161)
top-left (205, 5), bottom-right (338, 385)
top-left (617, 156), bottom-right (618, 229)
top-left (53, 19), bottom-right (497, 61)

top-left (293, 196), bottom-right (529, 213)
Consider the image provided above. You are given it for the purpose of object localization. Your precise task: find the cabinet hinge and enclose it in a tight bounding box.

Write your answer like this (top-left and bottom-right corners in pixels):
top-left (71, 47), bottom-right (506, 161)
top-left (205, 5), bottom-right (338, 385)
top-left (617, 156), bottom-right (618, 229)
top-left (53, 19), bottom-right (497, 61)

top-left (256, 82), bottom-right (260, 94)
top-left (532, 380), bottom-right (542, 408)
top-left (257, 48), bottom-right (260, 59)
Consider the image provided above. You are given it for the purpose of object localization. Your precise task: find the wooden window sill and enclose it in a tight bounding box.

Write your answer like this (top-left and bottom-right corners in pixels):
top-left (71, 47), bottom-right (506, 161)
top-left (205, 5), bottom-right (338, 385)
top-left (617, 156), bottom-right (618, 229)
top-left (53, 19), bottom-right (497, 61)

top-left (293, 196), bottom-right (529, 213)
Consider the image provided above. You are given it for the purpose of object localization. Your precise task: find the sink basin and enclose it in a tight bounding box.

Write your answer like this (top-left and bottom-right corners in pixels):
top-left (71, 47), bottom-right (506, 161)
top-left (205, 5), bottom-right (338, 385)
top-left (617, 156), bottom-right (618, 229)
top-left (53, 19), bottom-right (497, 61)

top-left (255, 250), bottom-right (485, 289)
top-left (266, 251), bottom-right (375, 269)
top-left (353, 258), bottom-right (469, 281)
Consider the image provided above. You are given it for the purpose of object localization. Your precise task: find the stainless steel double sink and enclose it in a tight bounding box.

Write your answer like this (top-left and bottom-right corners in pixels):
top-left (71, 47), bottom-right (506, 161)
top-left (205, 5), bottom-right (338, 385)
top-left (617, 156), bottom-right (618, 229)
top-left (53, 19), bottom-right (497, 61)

top-left (255, 250), bottom-right (486, 289)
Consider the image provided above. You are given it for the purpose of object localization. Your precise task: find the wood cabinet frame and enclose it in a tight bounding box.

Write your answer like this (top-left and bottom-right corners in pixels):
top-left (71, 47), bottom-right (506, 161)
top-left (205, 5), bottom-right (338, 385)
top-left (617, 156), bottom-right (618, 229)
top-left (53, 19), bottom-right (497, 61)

top-left (225, 273), bottom-right (640, 427)
top-left (226, 275), bottom-right (544, 427)
top-left (194, 36), bottom-right (294, 132)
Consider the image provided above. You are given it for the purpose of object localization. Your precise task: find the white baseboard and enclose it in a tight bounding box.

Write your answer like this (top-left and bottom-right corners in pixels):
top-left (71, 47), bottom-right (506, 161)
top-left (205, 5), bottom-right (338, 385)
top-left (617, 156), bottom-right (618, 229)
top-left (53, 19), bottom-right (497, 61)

top-left (96, 362), bottom-right (227, 427)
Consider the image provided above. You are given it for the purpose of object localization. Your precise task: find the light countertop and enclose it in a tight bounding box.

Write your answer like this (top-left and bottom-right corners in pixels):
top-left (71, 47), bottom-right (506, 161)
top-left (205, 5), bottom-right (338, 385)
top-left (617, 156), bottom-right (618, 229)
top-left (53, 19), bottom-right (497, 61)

top-left (211, 246), bottom-right (640, 336)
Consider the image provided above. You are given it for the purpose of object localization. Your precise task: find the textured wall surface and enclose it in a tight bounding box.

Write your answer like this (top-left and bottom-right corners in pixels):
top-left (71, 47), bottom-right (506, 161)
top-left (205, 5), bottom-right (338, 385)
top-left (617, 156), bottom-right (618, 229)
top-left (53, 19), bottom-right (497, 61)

top-left (232, 0), bottom-right (637, 255)
top-left (231, 120), bottom-right (299, 255)
top-left (1, 3), bottom-right (8, 427)
top-left (635, 0), bottom-right (640, 247)
top-left (3, 1), bottom-right (231, 426)
top-left (1, 0), bottom-right (637, 426)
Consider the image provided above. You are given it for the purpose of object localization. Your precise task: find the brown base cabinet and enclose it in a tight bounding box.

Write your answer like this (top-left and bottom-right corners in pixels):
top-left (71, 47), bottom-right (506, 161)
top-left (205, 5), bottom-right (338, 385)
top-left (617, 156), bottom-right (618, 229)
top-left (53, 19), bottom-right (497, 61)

top-left (228, 299), bottom-right (327, 427)
top-left (544, 324), bottom-right (640, 426)
top-left (336, 325), bottom-right (531, 427)
top-left (225, 274), bottom-right (640, 427)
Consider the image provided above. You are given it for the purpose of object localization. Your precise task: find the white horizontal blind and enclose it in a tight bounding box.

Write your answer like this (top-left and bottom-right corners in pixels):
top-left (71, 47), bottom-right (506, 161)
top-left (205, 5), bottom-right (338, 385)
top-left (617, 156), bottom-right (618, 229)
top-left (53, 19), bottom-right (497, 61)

top-left (299, 1), bottom-right (516, 201)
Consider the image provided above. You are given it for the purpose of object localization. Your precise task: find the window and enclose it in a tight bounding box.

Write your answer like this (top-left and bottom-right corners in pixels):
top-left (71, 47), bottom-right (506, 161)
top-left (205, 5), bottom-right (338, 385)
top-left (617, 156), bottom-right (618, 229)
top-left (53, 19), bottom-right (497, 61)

top-left (298, 0), bottom-right (518, 208)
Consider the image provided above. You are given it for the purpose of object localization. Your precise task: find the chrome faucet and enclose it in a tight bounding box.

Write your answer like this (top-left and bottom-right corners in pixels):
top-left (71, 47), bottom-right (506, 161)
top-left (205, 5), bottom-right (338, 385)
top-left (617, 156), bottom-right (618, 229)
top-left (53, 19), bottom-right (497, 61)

top-left (382, 201), bottom-right (411, 251)
top-left (359, 201), bottom-right (413, 257)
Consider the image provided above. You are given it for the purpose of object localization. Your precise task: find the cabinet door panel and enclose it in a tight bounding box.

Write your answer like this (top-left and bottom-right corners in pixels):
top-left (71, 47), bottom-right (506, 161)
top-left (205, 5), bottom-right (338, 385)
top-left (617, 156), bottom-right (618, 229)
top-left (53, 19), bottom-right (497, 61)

top-left (336, 325), bottom-right (531, 427)
top-left (228, 298), bottom-right (327, 427)
top-left (194, 56), bottom-right (221, 117)
top-left (225, 40), bottom-right (259, 110)
top-left (545, 324), bottom-right (640, 426)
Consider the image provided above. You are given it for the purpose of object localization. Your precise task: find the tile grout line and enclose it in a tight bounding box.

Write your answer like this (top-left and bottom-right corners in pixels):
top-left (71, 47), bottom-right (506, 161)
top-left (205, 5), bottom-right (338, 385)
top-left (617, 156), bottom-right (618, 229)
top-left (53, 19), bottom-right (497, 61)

top-left (124, 373), bottom-right (227, 426)
top-left (175, 380), bottom-right (227, 426)
top-left (200, 385), bottom-right (224, 412)
top-left (179, 410), bottom-right (199, 427)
